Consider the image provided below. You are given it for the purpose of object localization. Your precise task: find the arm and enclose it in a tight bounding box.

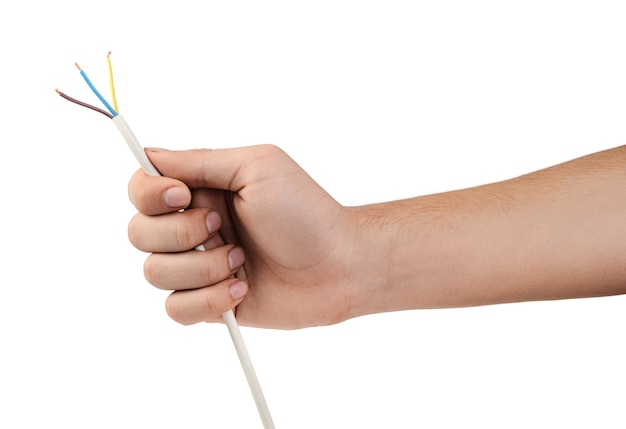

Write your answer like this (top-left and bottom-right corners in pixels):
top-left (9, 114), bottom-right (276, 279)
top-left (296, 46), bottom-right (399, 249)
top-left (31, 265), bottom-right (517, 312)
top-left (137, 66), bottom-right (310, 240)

top-left (351, 145), bottom-right (626, 316)
top-left (128, 145), bottom-right (626, 329)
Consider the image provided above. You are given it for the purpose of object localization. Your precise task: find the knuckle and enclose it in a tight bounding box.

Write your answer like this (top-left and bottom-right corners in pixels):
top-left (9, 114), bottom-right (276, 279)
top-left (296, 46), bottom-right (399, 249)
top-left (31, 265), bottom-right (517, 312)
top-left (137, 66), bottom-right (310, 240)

top-left (127, 214), bottom-right (143, 249)
top-left (142, 256), bottom-right (160, 287)
top-left (128, 175), bottom-right (153, 214)
top-left (257, 143), bottom-right (281, 155)
top-left (174, 219), bottom-right (195, 250)
top-left (127, 170), bottom-right (144, 206)
top-left (202, 247), bottom-right (235, 285)
top-left (174, 209), bottom-right (209, 251)
top-left (165, 294), bottom-right (191, 325)
top-left (202, 293), bottom-right (217, 319)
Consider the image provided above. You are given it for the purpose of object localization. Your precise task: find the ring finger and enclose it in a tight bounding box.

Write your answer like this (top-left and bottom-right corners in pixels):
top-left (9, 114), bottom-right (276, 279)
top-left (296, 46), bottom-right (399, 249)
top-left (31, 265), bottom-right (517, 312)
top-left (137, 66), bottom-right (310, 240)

top-left (144, 245), bottom-right (245, 290)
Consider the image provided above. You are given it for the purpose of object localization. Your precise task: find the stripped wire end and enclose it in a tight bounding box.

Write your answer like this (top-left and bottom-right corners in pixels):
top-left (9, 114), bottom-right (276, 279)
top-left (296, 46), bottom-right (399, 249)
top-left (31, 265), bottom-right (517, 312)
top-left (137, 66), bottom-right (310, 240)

top-left (59, 60), bottom-right (118, 118)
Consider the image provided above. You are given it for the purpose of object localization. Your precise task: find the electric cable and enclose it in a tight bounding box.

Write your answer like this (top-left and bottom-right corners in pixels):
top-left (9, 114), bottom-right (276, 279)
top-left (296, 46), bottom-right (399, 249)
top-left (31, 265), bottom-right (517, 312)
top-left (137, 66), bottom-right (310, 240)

top-left (57, 53), bottom-right (275, 429)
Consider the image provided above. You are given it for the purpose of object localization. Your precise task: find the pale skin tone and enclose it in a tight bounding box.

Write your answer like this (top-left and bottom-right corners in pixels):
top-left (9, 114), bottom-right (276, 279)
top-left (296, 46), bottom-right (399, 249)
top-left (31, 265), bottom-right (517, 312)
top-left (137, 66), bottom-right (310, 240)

top-left (128, 144), bottom-right (626, 329)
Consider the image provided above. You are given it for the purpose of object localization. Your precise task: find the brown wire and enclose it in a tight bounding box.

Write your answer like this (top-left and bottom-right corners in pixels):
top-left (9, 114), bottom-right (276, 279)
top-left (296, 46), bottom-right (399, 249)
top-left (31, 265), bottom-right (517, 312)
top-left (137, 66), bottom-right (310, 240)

top-left (55, 89), bottom-right (114, 119)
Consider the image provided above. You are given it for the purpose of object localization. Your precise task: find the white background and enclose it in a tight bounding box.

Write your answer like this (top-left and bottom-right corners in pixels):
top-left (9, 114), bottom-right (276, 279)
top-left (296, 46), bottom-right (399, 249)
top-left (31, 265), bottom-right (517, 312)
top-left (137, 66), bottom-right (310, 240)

top-left (1, 1), bottom-right (625, 428)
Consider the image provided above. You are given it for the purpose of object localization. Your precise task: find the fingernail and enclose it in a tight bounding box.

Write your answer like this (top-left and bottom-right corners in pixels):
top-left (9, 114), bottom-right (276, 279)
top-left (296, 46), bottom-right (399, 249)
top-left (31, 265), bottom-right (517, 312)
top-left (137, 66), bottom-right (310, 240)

top-left (230, 281), bottom-right (248, 300)
top-left (145, 147), bottom-right (170, 153)
top-left (164, 187), bottom-right (189, 208)
top-left (228, 247), bottom-right (245, 270)
top-left (205, 211), bottom-right (222, 234)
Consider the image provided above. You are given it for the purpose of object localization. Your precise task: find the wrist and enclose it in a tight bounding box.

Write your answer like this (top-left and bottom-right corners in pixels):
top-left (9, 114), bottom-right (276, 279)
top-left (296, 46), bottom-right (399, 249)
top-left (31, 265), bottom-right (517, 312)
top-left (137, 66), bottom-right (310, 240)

top-left (343, 199), bottom-right (436, 319)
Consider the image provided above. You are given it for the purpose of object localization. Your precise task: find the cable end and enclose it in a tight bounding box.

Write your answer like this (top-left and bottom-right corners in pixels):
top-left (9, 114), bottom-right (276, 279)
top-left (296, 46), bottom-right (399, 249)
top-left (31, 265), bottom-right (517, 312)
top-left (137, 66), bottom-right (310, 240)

top-left (74, 62), bottom-right (81, 71)
top-left (107, 51), bottom-right (112, 58)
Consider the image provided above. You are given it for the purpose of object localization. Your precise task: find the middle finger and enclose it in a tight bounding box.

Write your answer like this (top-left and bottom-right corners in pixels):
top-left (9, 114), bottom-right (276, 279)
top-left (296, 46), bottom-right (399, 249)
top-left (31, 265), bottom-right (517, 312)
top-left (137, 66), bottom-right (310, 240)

top-left (128, 207), bottom-right (220, 252)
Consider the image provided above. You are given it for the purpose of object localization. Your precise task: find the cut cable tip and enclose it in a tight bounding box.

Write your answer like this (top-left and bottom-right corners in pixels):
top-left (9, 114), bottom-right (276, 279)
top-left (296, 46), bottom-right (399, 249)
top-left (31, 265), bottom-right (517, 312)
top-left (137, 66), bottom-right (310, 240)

top-left (74, 62), bottom-right (81, 71)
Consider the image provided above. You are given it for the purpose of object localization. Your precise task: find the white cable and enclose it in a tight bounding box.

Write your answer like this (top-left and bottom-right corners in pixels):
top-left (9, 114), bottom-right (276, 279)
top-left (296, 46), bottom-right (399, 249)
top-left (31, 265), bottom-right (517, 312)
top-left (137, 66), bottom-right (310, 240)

top-left (113, 115), bottom-right (275, 429)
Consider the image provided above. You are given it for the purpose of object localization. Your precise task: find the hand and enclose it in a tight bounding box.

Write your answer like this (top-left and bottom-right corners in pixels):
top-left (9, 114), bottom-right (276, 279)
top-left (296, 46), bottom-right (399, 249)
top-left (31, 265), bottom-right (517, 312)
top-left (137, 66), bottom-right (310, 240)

top-left (128, 145), bottom-right (357, 329)
top-left (129, 143), bottom-right (626, 328)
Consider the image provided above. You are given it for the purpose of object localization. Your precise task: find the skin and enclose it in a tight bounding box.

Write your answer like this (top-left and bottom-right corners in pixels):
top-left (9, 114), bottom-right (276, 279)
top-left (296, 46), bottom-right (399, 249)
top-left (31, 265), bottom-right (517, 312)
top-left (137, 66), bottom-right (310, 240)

top-left (128, 144), bottom-right (626, 329)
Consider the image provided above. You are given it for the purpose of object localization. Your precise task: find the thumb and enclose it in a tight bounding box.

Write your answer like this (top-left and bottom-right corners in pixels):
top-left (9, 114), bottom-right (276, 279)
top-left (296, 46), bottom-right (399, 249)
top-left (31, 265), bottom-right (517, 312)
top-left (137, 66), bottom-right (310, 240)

top-left (145, 145), bottom-right (286, 191)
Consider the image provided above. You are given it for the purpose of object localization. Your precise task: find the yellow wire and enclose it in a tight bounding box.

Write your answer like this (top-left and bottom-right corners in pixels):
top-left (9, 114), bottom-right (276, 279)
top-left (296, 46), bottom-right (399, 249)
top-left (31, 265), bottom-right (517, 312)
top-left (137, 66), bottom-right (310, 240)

top-left (106, 51), bottom-right (119, 114)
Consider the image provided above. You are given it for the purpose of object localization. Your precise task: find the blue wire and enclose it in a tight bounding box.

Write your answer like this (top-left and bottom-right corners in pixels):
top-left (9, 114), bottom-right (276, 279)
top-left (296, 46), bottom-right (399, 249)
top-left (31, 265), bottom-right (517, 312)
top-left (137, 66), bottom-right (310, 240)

top-left (78, 69), bottom-right (118, 117)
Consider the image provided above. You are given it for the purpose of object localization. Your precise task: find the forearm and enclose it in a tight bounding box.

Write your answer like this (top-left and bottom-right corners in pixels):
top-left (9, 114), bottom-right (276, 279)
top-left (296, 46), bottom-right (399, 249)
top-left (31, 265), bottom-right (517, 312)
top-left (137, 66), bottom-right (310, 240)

top-left (348, 145), bottom-right (626, 318)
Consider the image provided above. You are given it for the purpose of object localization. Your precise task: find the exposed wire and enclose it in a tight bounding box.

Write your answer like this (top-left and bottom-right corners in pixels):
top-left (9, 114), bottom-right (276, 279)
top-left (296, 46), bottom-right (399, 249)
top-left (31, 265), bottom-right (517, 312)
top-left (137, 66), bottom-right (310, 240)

top-left (75, 62), bottom-right (118, 116)
top-left (106, 51), bottom-right (119, 113)
top-left (56, 89), bottom-right (114, 119)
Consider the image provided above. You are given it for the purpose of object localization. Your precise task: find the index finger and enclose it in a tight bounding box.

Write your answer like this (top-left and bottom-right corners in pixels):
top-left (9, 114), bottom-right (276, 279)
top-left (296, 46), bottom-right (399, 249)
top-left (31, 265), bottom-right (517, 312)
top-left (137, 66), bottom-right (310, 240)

top-left (128, 168), bottom-right (192, 215)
